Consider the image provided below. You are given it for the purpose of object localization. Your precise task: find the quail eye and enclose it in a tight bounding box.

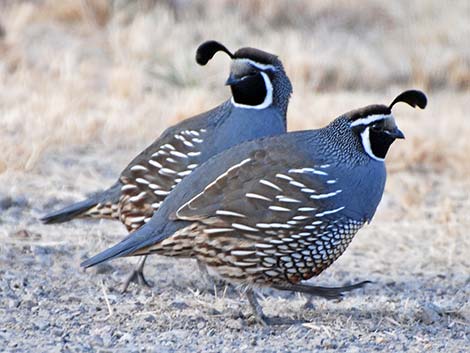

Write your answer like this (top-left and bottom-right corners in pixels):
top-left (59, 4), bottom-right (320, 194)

top-left (371, 125), bottom-right (381, 132)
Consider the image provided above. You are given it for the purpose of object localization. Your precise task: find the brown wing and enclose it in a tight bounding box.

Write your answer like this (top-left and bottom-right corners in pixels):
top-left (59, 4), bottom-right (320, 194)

top-left (119, 127), bottom-right (209, 231)
top-left (175, 147), bottom-right (364, 283)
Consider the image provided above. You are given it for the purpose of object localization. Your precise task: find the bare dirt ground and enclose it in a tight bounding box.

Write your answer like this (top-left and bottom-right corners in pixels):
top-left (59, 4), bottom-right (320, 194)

top-left (1, 1), bottom-right (469, 352)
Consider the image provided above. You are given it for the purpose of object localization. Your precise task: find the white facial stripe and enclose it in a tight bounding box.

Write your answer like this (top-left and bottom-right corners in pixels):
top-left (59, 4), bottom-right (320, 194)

top-left (233, 58), bottom-right (276, 72)
top-left (230, 71), bottom-right (273, 110)
top-left (360, 127), bottom-right (384, 162)
top-left (350, 114), bottom-right (392, 127)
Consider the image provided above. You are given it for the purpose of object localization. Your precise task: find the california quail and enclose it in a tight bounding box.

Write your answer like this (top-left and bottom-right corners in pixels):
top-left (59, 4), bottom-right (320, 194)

top-left (81, 90), bottom-right (427, 324)
top-left (40, 40), bottom-right (293, 291)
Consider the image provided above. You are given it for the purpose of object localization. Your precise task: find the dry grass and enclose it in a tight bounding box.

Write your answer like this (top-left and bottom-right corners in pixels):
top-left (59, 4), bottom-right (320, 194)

top-left (0, 1), bottom-right (469, 352)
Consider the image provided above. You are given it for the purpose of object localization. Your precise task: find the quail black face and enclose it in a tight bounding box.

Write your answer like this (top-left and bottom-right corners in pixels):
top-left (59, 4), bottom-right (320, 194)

top-left (349, 90), bottom-right (427, 161)
top-left (195, 41), bottom-right (291, 111)
top-left (225, 58), bottom-right (275, 108)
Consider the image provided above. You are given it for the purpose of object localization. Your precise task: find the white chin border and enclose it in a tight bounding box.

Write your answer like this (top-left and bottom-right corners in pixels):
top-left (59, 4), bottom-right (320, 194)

top-left (231, 71), bottom-right (273, 110)
top-left (361, 127), bottom-right (384, 162)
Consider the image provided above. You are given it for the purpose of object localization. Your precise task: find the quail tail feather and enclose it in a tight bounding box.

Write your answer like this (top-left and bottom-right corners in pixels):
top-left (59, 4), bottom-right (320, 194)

top-left (80, 218), bottom-right (173, 268)
top-left (40, 182), bottom-right (122, 224)
top-left (40, 197), bottom-right (101, 224)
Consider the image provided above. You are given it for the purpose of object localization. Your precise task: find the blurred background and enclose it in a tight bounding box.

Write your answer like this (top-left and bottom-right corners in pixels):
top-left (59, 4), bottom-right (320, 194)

top-left (0, 0), bottom-right (469, 173)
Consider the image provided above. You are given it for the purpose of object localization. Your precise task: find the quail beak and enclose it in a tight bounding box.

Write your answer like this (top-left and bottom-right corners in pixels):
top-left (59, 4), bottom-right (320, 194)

top-left (387, 127), bottom-right (405, 139)
top-left (225, 74), bottom-right (240, 86)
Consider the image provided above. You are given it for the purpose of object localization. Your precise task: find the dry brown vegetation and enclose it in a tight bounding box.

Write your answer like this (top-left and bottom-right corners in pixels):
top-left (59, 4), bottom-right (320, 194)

top-left (0, 1), bottom-right (469, 352)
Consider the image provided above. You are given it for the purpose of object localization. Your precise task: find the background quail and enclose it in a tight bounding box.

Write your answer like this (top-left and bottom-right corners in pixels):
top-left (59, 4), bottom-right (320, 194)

top-left (81, 90), bottom-right (427, 324)
top-left (40, 40), bottom-right (293, 291)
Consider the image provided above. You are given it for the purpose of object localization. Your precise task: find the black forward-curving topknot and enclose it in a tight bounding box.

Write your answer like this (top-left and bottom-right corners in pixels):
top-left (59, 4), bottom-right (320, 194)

top-left (389, 90), bottom-right (427, 110)
top-left (196, 40), bottom-right (234, 66)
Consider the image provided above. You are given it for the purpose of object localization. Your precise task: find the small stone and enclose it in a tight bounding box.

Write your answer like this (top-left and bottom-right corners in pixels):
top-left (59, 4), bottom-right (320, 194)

top-left (416, 303), bottom-right (442, 324)
top-left (226, 318), bottom-right (244, 330)
top-left (93, 263), bottom-right (114, 274)
top-left (0, 195), bottom-right (13, 210)
top-left (171, 301), bottom-right (189, 310)
top-left (10, 229), bottom-right (41, 240)
top-left (144, 314), bottom-right (156, 323)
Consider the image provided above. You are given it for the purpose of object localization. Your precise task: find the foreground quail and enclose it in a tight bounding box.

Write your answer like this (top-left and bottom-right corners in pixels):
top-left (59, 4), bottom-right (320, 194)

top-left (81, 90), bottom-right (427, 324)
top-left (41, 40), bottom-right (293, 290)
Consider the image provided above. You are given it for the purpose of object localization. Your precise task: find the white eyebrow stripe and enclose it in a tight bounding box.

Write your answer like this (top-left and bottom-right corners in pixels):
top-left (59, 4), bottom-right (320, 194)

top-left (350, 114), bottom-right (392, 127)
top-left (233, 58), bottom-right (276, 71)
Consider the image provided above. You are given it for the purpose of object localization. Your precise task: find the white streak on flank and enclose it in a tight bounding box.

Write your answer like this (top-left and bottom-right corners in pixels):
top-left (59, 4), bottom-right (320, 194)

top-left (192, 138), bottom-right (203, 143)
top-left (163, 144), bottom-right (175, 150)
top-left (231, 223), bottom-right (259, 232)
top-left (205, 158), bottom-right (251, 189)
top-left (129, 191), bottom-right (147, 202)
top-left (121, 184), bottom-right (137, 191)
top-left (298, 207), bottom-right (316, 212)
top-left (326, 179), bottom-right (337, 184)
top-left (166, 158), bottom-right (177, 164)
top-left (159, 168), bottom-right (177, 175)
top-left (200, 129), bottom-right (207, 132)
top-left (174, 178), bottom-right (182, 183)
top-left (135, 178), bottom-right (149, 185)
top-left (189, 130), bottom-right (199, 136)
top-left (178, 170), bottom-right (192, 177)
top-left (231, 250), bottom-right (256, 256)
top-left (310, 190), bottom-right (343, 200)
top-left (259, 179), bottom-right (282, 191)
top-left (255, 243), bottom-right (274, 249)
top-left (256, 223), bottom-right (291, 229)
top-left (183, 140), bottom-right (195, 148)
top-left (289, 168), bottom-right (328, 176)
top-left (149, 183), bottom-right (160, 190)
top-left (275, 174), bottom-right (293, 181)
top-left (130, 165), bottom-right (148, 172)
top-left (154, 190), bottom-right (170, 196)
top-left (315, 206), bottom-right (345, 217)
top-left (301, 188), bottom-right (316, 193)
top-left (289, 180), bottom-right (306, 188)
top-left (203, 228), bottom-right (235, 234)
top-left (246, 193), bottom-right (272, 201)
top-left (269, 205), bottom-right (291, 212)
top-left (176, 158), bottom-right (251, 217)
top-left (293, 215), bottom-right (309, 220)
top-left (170, 151), bottom-right (188, 159)
top-left (276, 196), bottom-right (301, 203)
top-left (128, 216), bottom-right (146, 223)
top-left (149, 160), bottom-right (163, 169)
top-left (187, 164), bottom-right (198, 169)
top-left (361, 127), bottom-right (385, 162)
top-left (188, 151), bottom-right (201, 157)
top-left (174, 134), bottom-right (184, 141)
top-left (144, 217), bottom-right (151, 223)
top-left (319, 164), bottom-right (331, 169)
top-left (287, 221), bottom-right (298, 225)
top-left (233, 261), bottom-right (255, 267)
top-left (216, 210), bottom-right (246, 218)
top-left (152, 202), bottom-right (162, 208)
top-left (311, 220), bottom-right (323, 225)
top-left (230, 72), bottom-right (273, 110)
top-left (350, 114), bottom-right (392, 127)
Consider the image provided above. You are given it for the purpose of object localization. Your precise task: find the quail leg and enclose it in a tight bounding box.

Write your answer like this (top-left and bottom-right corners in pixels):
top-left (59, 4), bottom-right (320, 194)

top-left (246, 288), bottom-right (270, 326)
top-left (121, 256), bottom-right (152, 293)
top-left (245, 289), bottom-right (298, 326)
top-left (197, 260), bottom-right (232, 294)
